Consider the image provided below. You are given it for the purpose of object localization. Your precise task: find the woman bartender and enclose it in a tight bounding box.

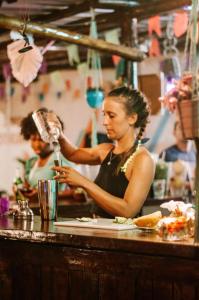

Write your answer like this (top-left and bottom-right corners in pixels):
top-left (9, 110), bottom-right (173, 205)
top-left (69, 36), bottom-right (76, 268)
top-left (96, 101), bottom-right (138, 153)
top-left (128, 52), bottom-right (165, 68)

top-left (53, 86), bottom-right (155, 218)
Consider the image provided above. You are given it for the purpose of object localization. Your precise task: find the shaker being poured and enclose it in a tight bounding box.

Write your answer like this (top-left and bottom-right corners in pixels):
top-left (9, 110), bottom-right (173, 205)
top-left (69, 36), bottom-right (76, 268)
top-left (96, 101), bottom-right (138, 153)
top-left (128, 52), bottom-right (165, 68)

top-left (32, 108), bottom-right (61, 166)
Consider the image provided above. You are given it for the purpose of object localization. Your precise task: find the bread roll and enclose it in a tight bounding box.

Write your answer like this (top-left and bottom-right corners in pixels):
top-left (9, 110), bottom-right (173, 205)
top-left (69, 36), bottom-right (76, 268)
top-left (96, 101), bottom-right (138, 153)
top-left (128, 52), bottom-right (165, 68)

top-left (133, 211), bottom-right (162, 228)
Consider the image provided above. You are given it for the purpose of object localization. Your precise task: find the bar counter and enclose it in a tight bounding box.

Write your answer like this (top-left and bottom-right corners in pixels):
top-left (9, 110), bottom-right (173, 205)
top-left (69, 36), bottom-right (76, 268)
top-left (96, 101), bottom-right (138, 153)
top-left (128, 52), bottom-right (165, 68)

top-left (0, 215), bottom-right (198, 300)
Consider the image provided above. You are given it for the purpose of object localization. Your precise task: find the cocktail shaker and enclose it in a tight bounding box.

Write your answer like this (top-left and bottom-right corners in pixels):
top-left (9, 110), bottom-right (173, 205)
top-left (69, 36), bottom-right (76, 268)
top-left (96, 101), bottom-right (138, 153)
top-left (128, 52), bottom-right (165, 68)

top-left (32, 109), bottom-right (60, 144)
top-left (38, 179), bottom-right (58, 221)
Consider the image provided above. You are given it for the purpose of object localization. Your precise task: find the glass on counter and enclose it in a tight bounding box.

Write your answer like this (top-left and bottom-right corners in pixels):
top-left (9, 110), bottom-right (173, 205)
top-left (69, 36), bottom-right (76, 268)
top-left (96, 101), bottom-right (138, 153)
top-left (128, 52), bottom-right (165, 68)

top-left (153, 160), bottom-right (168, 198)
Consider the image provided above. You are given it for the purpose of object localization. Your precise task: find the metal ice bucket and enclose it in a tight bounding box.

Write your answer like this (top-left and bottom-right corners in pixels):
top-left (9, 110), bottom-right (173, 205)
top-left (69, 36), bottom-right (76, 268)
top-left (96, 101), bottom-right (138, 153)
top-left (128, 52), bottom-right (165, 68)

top-left (38, 179), bottom-right (58, 221)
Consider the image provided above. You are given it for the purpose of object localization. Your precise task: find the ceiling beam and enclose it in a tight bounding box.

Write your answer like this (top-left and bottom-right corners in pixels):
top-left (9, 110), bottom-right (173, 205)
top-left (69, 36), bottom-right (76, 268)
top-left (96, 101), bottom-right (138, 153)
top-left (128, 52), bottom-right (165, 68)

top-left (0, 14), bottom-right (144, 61)
top-left (32, 1), bottom-right (92, 23)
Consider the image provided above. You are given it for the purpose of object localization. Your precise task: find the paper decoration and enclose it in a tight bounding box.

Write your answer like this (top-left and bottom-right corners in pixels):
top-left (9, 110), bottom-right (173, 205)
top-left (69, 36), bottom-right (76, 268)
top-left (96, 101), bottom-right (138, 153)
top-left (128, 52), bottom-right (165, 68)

top-left (104, 29), bottom-right (120, 44)
top-left (38, 92), bottom-right (44, 102)
top-left (7, 40), bottom-right (43, 87)
top-left (66, 44), bottom-right (80, 66)
top-left (148, 16), bottom-right (162, 37)
top-left (149, 37), bottom-right (161, 56)
top-left (42, 82), bottom-right (49, 94)
top-left (73, 89), bottom-right (81, 99)
top-left (65, 79), bottom-right (71, 91)
top-left (56, 91), bottom-right (62, 99)
top-left (112, 55), bottom-right (121, 66)
top-left (77, 62), bottom-right (88, 76)
top-left (174, 12), bottom-right (188, 38)
top-left (50, 71), bottom-right (65, 91)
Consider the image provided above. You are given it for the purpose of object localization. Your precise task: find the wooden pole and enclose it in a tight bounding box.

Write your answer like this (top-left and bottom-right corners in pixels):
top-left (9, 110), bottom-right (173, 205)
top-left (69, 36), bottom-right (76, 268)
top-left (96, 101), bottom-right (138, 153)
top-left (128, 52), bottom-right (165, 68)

top-left (194, 139), bottom-right (199, 242)
top-left (0, 14), bottom-right (144, 62)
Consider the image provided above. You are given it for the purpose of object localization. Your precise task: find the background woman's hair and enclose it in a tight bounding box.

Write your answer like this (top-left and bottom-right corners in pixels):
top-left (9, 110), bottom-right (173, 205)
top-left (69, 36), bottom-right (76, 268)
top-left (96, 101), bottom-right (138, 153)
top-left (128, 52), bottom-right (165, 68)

top-left (108, 86), bottom-right (150, 174)
top-left (20, 107), bottom-right (64, 140)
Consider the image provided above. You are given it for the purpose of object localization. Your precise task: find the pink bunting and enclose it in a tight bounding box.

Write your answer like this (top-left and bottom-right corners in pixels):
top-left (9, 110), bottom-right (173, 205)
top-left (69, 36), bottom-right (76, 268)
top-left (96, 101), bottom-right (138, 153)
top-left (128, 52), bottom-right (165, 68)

top-left (148, 16), bottom-right (162, 37)
top-left (149, 38), bottom-right (161, 57)
top-left (174, 12), bottom-right (188, 37)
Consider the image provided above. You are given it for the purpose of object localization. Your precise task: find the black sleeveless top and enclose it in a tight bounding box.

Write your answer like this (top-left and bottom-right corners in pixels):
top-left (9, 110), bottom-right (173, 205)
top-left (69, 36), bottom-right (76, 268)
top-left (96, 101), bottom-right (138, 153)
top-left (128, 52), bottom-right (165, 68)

top-left (91, 150), bottom-right (129, 218)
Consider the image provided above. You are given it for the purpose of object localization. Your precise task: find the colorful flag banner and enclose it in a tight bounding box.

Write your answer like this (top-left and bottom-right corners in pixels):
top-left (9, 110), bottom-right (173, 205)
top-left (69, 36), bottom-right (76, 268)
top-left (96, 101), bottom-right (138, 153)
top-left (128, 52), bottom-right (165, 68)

top-left (174, 12), bottom-right (188, 38)
top-left (148, 16), bottom-right (162, 37)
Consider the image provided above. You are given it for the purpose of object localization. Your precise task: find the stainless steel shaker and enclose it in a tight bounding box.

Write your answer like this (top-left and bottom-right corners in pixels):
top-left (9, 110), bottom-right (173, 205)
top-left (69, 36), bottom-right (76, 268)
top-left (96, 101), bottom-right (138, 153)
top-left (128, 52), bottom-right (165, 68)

top-left (38, 179), bottom-right (58, 221)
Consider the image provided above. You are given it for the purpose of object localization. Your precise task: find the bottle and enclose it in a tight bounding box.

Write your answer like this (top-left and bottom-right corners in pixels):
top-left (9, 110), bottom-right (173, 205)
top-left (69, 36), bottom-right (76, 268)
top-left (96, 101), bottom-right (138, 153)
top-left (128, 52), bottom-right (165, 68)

top-left (32, 109), bottom-right (60, 144)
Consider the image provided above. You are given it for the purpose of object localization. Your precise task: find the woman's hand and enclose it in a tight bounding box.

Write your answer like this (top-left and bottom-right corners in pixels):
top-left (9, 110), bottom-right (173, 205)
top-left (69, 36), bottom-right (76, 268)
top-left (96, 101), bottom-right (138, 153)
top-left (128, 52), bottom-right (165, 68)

top-left (52, 166), bottom-right (88, 188)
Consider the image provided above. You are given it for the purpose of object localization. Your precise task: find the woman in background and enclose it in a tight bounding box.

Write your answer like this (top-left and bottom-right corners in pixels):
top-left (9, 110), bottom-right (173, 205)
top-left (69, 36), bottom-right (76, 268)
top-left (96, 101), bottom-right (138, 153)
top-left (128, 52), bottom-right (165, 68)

top-left (53, 86), bottom-right (155, 218)
top-left (20, 108), bottom-right (79, 201)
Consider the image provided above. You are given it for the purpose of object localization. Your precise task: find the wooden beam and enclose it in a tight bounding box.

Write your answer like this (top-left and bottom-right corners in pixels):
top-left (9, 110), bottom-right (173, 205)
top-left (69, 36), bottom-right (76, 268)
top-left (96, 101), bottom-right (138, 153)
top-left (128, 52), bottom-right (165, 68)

top-left (126, 0), bottom-right (191, 20)
top-left (0, 14), bottom-right (144, 61)
top-left (32, 1), bottom-right (91, 23)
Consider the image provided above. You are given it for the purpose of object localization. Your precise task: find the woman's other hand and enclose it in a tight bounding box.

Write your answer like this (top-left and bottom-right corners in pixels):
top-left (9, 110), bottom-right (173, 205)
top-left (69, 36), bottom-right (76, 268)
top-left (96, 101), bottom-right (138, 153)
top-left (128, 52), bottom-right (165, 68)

top-left (52, 166), bottom-right (88, 188)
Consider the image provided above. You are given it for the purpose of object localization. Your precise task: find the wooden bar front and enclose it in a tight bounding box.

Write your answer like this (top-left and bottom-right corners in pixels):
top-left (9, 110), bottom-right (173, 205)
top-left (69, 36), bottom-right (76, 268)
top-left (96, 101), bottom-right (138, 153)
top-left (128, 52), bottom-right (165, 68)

top-left (0, 216), bottom-right (198, 300)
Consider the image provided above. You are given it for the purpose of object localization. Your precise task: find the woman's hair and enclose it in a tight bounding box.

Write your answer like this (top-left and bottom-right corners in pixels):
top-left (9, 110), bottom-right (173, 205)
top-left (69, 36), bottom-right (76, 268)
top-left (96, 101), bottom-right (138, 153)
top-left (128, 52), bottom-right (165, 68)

top-left (108, 86), bottom-right (150, 173)
top-left (20, 107), bottom-right (64, 140)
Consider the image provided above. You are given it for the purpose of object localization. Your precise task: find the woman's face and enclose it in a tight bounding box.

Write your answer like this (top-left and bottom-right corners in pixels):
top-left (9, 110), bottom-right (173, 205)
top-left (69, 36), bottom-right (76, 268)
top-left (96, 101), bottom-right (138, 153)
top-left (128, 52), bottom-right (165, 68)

top-left (102, 96), bottom-right (136, 140)
top-left (30, 133), bottom-right (52, 158)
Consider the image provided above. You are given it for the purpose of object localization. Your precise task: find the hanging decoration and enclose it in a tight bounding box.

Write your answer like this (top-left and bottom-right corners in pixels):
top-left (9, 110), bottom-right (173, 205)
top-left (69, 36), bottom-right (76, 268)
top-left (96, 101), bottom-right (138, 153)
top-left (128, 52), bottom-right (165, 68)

top-left (86, 9), bottom-right (104, 147)
top-left (38, 92), bottom-right (44, 102)
top-left (65, 79), bottom-right (71, 91)
top-left (7, 18), bottom-right (43, 88)
top-left (149, 37), bottom-right (161, 57)
top-left (160, 16), bottom-right (181, 80)
top-left (104, 29), bottom-right (120, 45)
top-left (77, 62), bottom-right (88, 77)
top-left (86, 8), bottom-right (104, 109)
top-left (112, 55), bottom-right (121, 66)
top-left (173, 12), bottom-right (188, 38)
top-left (66, 44), bottom-right (80, 66)
top-left (148, 15), bottom-right (162, 37)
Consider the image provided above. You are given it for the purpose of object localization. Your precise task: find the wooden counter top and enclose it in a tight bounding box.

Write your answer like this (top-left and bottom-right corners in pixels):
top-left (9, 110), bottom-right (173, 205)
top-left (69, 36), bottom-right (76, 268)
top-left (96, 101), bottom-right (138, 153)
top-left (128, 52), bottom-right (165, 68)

top-left (0, 215), bottom-right (199, 300)
top-left (0, 215), bottom-right (197, 259)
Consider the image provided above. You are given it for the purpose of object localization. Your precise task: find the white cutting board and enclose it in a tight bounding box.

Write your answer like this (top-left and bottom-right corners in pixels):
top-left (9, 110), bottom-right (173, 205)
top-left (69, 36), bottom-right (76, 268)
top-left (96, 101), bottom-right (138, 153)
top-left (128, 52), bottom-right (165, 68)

top-left (54, 218), bottom-right (136, 231)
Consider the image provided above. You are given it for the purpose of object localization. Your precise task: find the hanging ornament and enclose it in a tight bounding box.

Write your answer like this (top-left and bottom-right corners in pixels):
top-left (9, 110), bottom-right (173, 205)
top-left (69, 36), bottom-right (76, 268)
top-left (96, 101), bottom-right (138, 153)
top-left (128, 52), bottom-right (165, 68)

top-left (160, 16), bottom-right (181, 79)
top-left (42, 82), bottom-right (49, 94)
top-left (73, 88), bottom-right (81, 99)
top-left (86, 8), bottom-right (104, 111)
top-left (86, 88), bottom-right (104, 108)
top-left (65, 79), bottom-right (71, 91)
top-left (174, 12), bottom-right (188, 38)
top-left (7, 20), bottom-right (43, 87)
top-left (56, 91), bottom-right (62, 99)
top-left (148, 15), bottom-right (162, 37)
top-left (38, 93), bottom-right (44, 102)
